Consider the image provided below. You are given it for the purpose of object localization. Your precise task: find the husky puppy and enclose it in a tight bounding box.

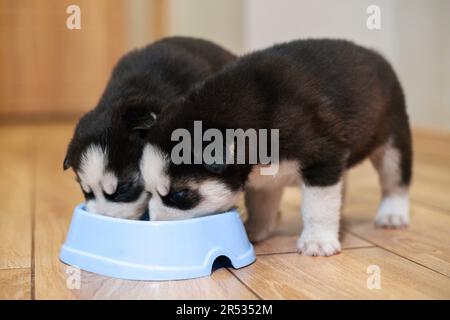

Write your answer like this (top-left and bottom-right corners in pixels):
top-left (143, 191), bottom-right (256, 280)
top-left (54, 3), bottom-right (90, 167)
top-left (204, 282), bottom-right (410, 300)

top-left (63, 37), bottom-right (236, 219)
top-left (139, 39), bottom-right (412, 256)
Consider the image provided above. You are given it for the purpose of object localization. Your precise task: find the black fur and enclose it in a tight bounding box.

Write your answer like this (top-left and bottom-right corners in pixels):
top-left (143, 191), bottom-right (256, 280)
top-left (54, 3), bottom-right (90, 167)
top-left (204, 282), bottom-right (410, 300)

top-left (147, 39), bottom-right (412, 196)
top-left (64, 37), bottom-right (236, 205)
top-left (161, 189), bottom-right (200, 210)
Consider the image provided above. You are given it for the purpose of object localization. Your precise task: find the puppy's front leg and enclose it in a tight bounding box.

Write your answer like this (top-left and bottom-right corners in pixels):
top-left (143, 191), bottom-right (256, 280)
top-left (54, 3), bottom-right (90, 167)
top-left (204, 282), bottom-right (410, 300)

top-left (297, 176), bottom-right (343, 256)
top-left (245, 186), bottom-right (284, 242)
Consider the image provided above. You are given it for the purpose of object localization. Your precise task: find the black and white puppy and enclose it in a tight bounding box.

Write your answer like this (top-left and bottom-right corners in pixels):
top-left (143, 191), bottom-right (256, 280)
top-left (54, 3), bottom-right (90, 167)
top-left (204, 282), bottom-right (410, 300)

top-left (64, 37), bottom-right (236, 219)
top-left (140, 39), bottom-right (412, 256)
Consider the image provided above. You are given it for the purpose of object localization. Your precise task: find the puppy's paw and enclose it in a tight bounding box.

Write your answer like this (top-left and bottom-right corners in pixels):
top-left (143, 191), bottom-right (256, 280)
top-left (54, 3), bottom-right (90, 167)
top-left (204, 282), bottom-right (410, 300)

top-left (375, 195), bottom-right (409, 228)
top-left (245, 221), bottom-right (276, 243)
top-left (297, 234), bottom-right (341, 257)
top-left (375, 211), bottom-right (409, 228)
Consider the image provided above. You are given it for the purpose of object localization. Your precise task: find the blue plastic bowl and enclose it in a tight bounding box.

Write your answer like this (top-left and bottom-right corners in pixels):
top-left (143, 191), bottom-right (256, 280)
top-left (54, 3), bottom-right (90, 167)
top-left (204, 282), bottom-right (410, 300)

top-left (59, 204), bottom-right (256, 280)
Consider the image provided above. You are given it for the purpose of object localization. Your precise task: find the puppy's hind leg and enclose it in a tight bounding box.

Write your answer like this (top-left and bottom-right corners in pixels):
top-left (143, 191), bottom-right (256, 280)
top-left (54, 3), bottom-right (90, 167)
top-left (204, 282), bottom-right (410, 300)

top-left (370, 133), bottom-right (412, 228)
top-left (371, 78), bottom-right (412, 228)
top-left (244, 186), bottom-right (284, 243)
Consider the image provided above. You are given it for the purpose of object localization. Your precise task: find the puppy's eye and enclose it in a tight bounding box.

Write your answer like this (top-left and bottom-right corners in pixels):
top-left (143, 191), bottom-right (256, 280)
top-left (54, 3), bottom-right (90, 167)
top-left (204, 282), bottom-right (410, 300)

top-left (161, 189), bottom-right (200, 210)
top-left (104, 181), bottom-right (143, 203)
top-left (78, 180), bottom-right (94, 200)
top-left (82, 189), bottom-right (95, 200)
top-left (114, 182), bottom-right (133, 196)
top-left (167, 190), bottom-right (188, 204)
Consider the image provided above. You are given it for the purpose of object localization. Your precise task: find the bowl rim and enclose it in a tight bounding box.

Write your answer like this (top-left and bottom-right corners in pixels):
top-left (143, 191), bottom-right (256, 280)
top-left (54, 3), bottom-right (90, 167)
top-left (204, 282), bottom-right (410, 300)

top-left (75, 204), bottom-right (240, 226)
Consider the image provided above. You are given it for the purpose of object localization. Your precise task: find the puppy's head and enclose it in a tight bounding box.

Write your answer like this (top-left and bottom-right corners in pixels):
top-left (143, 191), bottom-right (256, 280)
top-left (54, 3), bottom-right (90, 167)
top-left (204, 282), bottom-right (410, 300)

top-left (64, 105), bottom-right (157, 219)
top-left (140, 112), bottom-right (251, 221)
top-left (140, 145), bottom-right (245, 221)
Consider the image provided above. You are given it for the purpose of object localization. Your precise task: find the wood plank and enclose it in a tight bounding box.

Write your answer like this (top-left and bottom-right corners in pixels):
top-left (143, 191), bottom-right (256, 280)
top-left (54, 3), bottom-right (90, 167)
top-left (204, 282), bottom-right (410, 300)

top-left (0, 268), bottom-right (31, 299)
top-left (413, 127), bottom-right (450, 142)
top-left (406, 164), bottom-right (449, 212)
top-left (33, 124), bottom-right (257, 299)
top-left (51, 267), bottom-right (258, 300)
top-left (33, 124), bottom-right (82, 299)
top-left (255, 233), bottom-right (372, 256)
top-left (231, 248), bottom-right (450, 299)
top-left (412, 129), bottom-right (450, 160)
top-left (344, 158), bottom-right (450, 276)
top-left (0, 126), bottom-right (33, 269)
top-left (343, 194), bottom-right (450, 277)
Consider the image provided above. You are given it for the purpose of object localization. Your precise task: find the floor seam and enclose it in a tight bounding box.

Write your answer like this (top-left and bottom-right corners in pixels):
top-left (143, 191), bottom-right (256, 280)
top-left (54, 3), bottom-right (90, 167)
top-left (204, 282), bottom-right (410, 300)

top-left (226, 269), bottom-right (263, 300)
top-left (0, 266), bottom-right (31, 271)
top-left (255, 245), bottom-right (376, 257)
top-left (411, 198), bottom-right (450, 214)
top-left (30, 131), bottom-right (37, 301)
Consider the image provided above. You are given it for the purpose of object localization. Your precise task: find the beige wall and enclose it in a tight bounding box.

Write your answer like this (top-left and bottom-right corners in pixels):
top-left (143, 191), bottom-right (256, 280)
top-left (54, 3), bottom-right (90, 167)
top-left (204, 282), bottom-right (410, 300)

top-left (125, 0), bottom-right (167, 49)
top-left (167, 0), bottom-right (245, 54)
top-left (394, 0), bottom-right (450, 130)
top-left (244, 0), bottom-right (450, 131)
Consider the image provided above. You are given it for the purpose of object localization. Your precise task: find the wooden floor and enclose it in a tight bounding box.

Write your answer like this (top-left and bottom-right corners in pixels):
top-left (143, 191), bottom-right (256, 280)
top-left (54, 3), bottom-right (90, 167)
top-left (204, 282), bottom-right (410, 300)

top-left (1, 123), bottom-right (450, 299)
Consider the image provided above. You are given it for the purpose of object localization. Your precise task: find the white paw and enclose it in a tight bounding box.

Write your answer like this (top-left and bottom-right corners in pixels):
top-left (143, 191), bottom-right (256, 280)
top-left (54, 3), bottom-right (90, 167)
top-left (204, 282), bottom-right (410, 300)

top-left (375, 195), bottom-right (409, 228)
top-left (297, 234), bottom-right (341, 257)
top-left (375, 211), bottom-right (409, 228)
top-left (245, 221), bottom-right (276, 243)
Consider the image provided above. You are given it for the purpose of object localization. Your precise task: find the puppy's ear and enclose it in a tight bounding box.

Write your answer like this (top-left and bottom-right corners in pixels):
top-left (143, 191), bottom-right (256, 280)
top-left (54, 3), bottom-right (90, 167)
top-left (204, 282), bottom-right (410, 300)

top-left (63, 154), bottom-right (71, 170)
top-left (122, 104), bottom-right (157, 131)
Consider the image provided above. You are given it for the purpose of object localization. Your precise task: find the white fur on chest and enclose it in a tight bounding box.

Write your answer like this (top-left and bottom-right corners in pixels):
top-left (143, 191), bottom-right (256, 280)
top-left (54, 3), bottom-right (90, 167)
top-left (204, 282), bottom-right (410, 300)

top-left (246, 160), bottom-right (301, 189)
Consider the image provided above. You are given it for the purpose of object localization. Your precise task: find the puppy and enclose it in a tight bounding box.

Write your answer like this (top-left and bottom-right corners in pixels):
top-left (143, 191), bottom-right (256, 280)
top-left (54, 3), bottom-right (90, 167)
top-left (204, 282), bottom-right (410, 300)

top-left (64, 37), bottom-right (236, 219)
top-left (139, 39), bottom-right (412, 256)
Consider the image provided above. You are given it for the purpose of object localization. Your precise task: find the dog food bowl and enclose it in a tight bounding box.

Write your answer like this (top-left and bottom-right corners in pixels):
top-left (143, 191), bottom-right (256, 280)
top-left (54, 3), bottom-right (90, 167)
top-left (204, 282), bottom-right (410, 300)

top-left (59, 204), bottom-right (256, 281)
